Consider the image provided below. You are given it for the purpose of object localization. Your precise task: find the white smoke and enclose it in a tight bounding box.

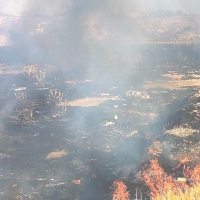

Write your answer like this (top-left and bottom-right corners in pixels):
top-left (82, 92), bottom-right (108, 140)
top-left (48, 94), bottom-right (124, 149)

top-left (0, 0), bottom-right (72, 16)
top-left (0, 0), bottom-right (26, 16)
top-left (1, 0), bottom-right (200, 16)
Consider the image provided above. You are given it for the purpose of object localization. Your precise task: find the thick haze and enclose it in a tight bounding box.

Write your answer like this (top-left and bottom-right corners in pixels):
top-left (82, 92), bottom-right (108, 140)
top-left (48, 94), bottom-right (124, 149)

top-left (0, 0), bottom-right (71, 16)
top-left (0, 0), bottom-right (199, 199)
top-left (1, 0), bottom-right (200, 16)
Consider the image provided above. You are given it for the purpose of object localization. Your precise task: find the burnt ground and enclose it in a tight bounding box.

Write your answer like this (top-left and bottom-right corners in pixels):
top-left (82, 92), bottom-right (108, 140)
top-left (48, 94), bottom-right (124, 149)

top-left (0, 12), bottom-right (200, 199)
top-left (0, 43), bottom-right (199, 200)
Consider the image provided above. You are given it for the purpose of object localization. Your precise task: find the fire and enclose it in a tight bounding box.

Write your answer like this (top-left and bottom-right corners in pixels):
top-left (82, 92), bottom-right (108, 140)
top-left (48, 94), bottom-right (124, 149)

top-left (111, 145), bottom-right (200, 200)
top-left (184, 164), bottom-right (200, 186)
top-left (138, 158), bottom-right (200, 200)
top-left (173, 157), bottom-right (190, 170)
top-left (112, 180), bottom-right (129, 200)
top-left (148, 141), bottom-right (163, 156)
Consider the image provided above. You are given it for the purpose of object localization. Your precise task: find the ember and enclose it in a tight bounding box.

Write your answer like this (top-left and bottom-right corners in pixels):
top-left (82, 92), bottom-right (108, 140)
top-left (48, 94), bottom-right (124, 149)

top-left (148, 141), bottom-right (163, 156)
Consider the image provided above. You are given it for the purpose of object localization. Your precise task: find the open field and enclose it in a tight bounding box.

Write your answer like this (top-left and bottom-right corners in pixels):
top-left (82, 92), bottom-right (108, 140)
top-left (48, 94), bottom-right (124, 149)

top-left (0, 13), bottom-right (200, 199)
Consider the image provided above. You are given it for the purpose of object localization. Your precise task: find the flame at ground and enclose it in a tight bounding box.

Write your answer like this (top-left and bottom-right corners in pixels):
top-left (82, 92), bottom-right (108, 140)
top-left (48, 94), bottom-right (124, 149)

top-left (111, 158), bottom-right (200, 199)
top-left (112, 180), bottom-right (130, 200)
top-left (137, 159), bottom-right (200, 200)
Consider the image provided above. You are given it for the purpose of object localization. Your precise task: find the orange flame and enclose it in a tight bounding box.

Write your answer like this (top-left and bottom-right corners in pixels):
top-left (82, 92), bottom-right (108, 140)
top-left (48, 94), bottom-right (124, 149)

top-left (138, 158), bottom-right (200, 199)
top-left (112, 180), bottom-right (129, 200)
top-left (173, 157), bottom-right (190, 170)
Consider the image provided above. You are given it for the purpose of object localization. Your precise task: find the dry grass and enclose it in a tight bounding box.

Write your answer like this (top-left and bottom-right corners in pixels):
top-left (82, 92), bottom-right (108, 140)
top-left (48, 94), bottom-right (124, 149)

top-left (193, 90), bottom-right (200, 98)
top-left (163, 73), bottom-right (185, 80)
top-left (46, 151), bottom-right (67, 160)
top-left (23, 64), bottom-right (37, 79)
top-left (145, 72), bottom-right (200, 90)
top-left (164, 125), bottom-right (199, 137)
top-left (0, 64), bottom-right (21, 75)
top-left (126, 90), bottom-right (150, 99)
top-left (126, 130), bottom-right (138, 137)
top-left (71, 180), bottom-right (81, 185)
top-left (65, 97), bottom-right (112, 107)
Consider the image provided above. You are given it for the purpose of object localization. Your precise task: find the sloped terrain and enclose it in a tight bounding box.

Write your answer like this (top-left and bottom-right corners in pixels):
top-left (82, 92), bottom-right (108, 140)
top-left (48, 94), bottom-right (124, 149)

top-left (0, 12), bottom-right (200, 200)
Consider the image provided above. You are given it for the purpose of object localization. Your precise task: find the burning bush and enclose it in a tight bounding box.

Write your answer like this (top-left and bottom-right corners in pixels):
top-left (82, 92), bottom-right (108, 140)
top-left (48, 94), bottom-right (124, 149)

top-left (112, 180), bottom-right (130, 200)
top-left (112, 144), bottom-right (200, 200)
top-left (137, 158), bottom-right (200, 200)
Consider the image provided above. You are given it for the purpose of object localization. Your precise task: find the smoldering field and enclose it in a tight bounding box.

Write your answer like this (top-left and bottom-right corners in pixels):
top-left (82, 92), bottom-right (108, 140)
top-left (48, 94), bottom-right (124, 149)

top-left (0, 1), bottom-right (200, 199)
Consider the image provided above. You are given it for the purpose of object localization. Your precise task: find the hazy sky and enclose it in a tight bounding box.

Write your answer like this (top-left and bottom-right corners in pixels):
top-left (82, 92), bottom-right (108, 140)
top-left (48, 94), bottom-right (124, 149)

top-left (0, 0), bottom-right (199, 16)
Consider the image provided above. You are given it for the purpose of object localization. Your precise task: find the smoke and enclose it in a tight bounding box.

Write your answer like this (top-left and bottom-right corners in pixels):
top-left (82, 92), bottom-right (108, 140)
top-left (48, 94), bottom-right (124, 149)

top-left (0, 0), bottom-right (71, 16)
top-left (1, 0), bottom-right (200, 16)
top-left (7, 0), bottom-right (138, 75)
top-left (25, 0), bottom-right (73, 16)
top-left (0, 0), bottom-right (26, 16)
top-left (1, 0), bottom-right (200, 199)
top-left (6, 0), bottom-right (197, 70)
